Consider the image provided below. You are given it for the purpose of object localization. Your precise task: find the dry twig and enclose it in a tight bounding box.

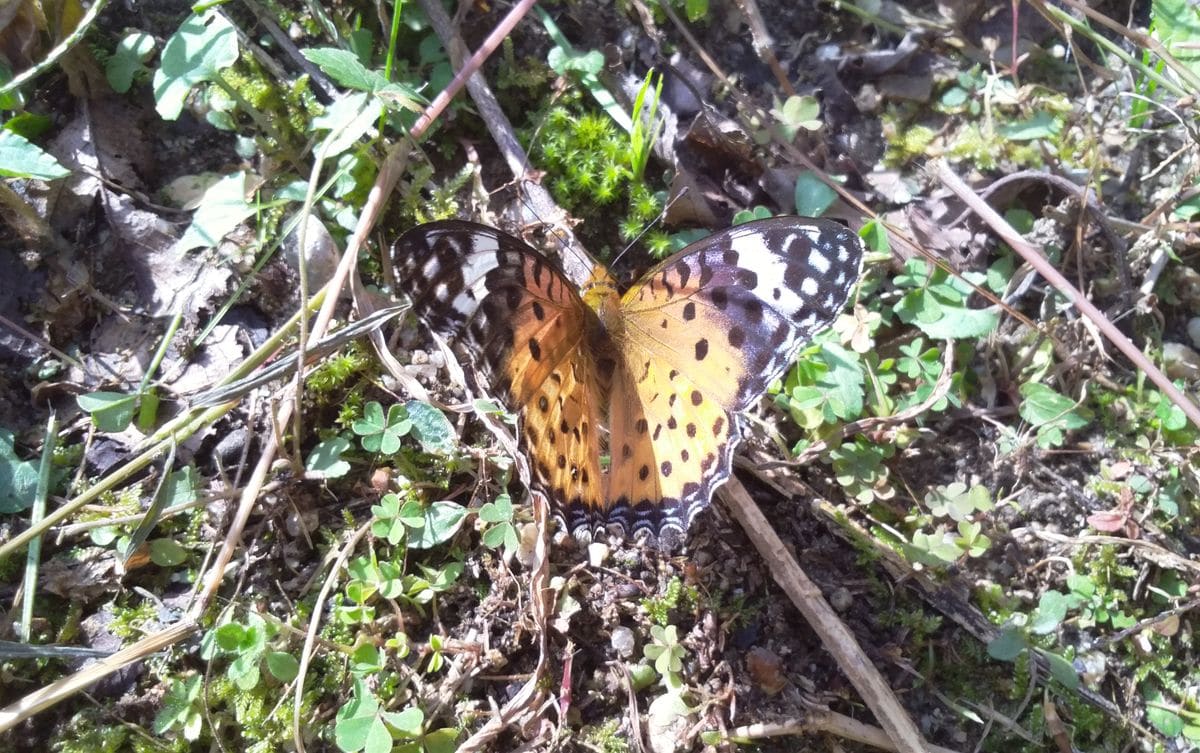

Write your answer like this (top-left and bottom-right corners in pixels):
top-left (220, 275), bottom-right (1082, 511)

top-left (717, 479), bottom-right (936, 753)
top-left (934, 160), bottom-right (1200, 431)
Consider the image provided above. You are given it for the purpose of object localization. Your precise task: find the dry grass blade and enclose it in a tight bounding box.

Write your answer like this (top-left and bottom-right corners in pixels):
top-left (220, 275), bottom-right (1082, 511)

top-left (292, 519), bottom-right (372, 753)
top-left (731, 0), bottom-right (797, 96)
top-left (0, 621), bottom-right (199, 734)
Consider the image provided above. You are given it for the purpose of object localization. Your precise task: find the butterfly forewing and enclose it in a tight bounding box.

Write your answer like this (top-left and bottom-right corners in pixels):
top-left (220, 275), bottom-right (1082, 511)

top-left (622, 218), bottom-right (861, 405)
top-left (393, 217), bottom-right (863, 543)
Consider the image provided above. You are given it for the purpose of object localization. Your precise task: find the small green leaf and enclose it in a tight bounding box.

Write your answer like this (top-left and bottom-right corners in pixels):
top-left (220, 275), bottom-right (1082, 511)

top-left (684, 0), bottom-right (709, 22)
top-left (913, 304), bottom-right (998, 339)
top-left (1030, 591), bottom-right (1069, 634)
top-left (384, 706), bottom-right (424, 737)
top-left (1066, 573), bottom-right (1095, 598)
top-left (161, 467), bottom-right (198, 508)
top-left (407, 501), bottom-right (467, 549)
top-left (76, 391), bottom-right (139, 432)
top-left (152, 11), bottom-right (239, 120)
top-left (307, 436), bottom-right (352, 477)
top-left (153, 675), bottom-right (203, 738)
top-left (940, 87), bottom-right (968, 108)
top-left (303, 47), bottom-right (384, 92)
top-left (793, 171), bottom-right (837, 217)
top-left (859, 218), bottom-right (890, 253)
top-left (478, 494), bottom-right (514, 523)
top-left (229, 652), bottom-right (261, 690)
top-left (3, 112), bottom-right (52, 140)
top-left (148, 538), bottom-right (188, 566)
top-left (335, 680), bottom-right (383, 752)
top-left (313, 91), bottom-right (382, 156)
top-left (1144, 684), bottom-right (1185, 736)
top-left (405, 400), bottom-right (457, 454)
top-left (371, 493), bottom-right (413, 545)
top-left (998, 111), bottom-right (1061, 140)
top-left (1036, 648), bottom-right (1079, 689)
top-left (986, 627), bottom-right (1026, 661)
top-left (351, 643), bottom-right (385, 676)
top-left (214, 623), bottom-right (246, 651)
top-left (1019, 383), bottom-right (1086, 426)
top-left (107, 32), bottom-right (156, 93)
top-left (267, 651), bottom-right (299, 682)
top-left (421, 727), bottom-right (461, 753)
top-left (547, 46), bottom-right (604, 76)
top-left (173, 171), bottom-right (256, 253)
top-left (773, 95), bottom-right (821, 140)
top-left (0, 129), bottom-right (70, 179)
top-left (0, 429), bottom-right (39, 513)
top-left (481, 523), bottom-right (515, 550)
top-left (353, 402), bottom-right (412, 454)
top-left (136, 389), bottom-right (160, 430)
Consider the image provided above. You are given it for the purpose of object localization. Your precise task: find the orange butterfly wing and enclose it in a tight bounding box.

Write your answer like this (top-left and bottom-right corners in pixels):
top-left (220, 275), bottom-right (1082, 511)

top-left (393, 221), bottom-right (607, 527)
top-left (604, 218), bottom-right (863, 539)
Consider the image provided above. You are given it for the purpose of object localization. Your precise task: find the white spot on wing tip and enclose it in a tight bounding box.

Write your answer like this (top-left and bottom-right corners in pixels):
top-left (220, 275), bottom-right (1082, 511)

top-left (472, 233), bottom-right (500, 254)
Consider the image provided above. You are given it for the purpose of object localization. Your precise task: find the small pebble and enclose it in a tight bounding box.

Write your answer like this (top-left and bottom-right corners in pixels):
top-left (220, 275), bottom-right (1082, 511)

top-left (829, 587), bottom-right (853, 612)
top-left (1162, 342), bottom-right (1200, 381)
top-left (587, 542), bottom-right (609, 568)
top-left (610, 626), bottom-right (636, 658)
top-left (1188, 317), bottom-right (1200, 350)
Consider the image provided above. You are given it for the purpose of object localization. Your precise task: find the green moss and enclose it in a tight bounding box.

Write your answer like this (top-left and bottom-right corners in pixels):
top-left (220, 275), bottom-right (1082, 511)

top-left (581, 718), bottom-right (629, 753)
top-left (307, 344), bottom-right (372, 396)
top-left (496, 38), bottom-right (550, 91)
top-left (110, 601), bottom-right (159, 639)
top-left (945, 124), bottom-right (1002, 170)
top-left (50, 706), bottom-right (182, 753)
top-left (640, 576), bottom-right (697, 625)
top-left (199, 669), bottom-right (312, 751)
top-left (526, 100), bottom-right (667, 254)
top-left (213, 54), bottom-right (320, 156)
top-left (93, 481), bottom-right (144, 518)
top-left (883, 121), bottom-right (936, 166)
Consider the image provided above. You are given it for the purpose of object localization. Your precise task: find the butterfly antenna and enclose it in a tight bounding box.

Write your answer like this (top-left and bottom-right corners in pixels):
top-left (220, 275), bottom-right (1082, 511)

top-left (608, 187), bottom-right (690, 270)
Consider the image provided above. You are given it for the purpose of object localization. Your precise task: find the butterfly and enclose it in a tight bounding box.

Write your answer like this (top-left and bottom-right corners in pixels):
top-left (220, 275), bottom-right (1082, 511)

top-left (393, 216), bottom-right (863, 543)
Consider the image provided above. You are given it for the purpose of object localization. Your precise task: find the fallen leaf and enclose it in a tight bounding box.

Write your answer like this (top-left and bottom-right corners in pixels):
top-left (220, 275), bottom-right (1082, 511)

top-left (746, 646), bottom-right (787, 695)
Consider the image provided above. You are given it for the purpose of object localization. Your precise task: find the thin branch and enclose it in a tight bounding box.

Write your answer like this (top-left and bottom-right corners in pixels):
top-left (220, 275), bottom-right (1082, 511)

top-left (934, 160), bottom-right (1200, 432)
top-left (718, 479), bottom-right (935, 753)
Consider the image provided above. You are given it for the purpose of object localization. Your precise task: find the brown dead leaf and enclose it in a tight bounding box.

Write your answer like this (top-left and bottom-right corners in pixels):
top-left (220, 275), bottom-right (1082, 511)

top-left (665, 168), bottom-right (721, 227)
top-left (1152, 614), bottom-right (1180, 637)
top-left (745, 646), bottom-right (787, 695)
top-left (1086, 488), bottom-right (1139, 539)
top-left (39, 548), bottom-right (119, 601)
top-left (0, 0), bottom-right (45, 71)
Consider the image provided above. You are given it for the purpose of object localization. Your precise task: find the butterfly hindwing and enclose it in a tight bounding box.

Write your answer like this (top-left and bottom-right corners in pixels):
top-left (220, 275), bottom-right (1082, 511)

top-left (604, 353), bottom-right (736, 538)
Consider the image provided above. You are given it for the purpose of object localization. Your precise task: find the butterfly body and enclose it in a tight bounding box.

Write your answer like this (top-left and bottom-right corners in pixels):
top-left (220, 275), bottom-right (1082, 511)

top-left (394, 217), bottom-right (862, 542)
